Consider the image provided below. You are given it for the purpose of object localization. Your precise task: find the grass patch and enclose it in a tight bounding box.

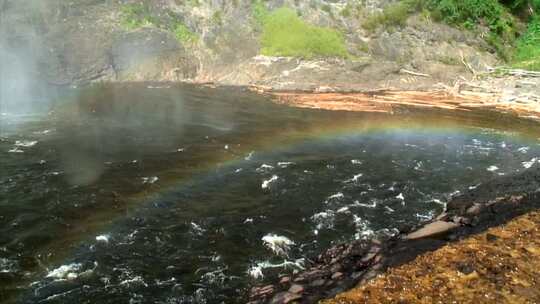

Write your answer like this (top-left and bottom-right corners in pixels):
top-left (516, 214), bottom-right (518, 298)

top-left (258, 7), bottom-right (349, 58)
top-left (513, 16), bottom-right (540, 70)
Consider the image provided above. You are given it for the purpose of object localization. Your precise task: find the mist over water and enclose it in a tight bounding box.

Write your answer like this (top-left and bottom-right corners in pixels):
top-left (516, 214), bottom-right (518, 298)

top-left (1, 84), bottom-right (540, 303)
top-left (0, 0), bottom-right (59, 122)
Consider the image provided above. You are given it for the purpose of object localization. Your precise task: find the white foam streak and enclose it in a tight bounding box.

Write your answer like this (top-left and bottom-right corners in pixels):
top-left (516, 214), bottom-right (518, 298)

top-left (46, 263), bottom-right (82, 280)
top-left (262, 234), bottom-right (294, 256)
top-left (261, 175), bottom-right (278, 189)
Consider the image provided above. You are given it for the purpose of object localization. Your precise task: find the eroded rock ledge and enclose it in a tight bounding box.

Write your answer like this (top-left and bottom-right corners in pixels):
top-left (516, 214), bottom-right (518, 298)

top-left (247, 167), bottom-right (540, 304)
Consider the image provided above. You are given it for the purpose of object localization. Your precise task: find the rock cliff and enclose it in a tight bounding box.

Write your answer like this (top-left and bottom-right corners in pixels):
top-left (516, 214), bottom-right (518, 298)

top-left (0, 0), bottom-right (498, 91)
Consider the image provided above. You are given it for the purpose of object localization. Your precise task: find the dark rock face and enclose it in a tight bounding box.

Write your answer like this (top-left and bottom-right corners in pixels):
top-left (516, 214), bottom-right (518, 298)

top-left (247, 167), bottom-right (540, 304)
top-left (0, 0), bottom-right (498, 90)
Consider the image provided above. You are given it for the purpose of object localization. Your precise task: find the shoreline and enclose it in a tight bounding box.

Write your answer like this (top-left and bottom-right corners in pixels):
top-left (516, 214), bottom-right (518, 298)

top-left (268, 88), bottom-right (540, 123)
top-left (324, 209), bottom-right (540, 303)
top-left (248, 168), bottom-right (540, 304)
top-left (245, 79), bottom-right (540, 303)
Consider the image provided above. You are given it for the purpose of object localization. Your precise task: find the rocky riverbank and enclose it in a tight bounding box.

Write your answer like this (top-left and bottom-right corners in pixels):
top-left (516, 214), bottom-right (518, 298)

top-left (267, 70), bottom-right (540, 123)
top-left (1, 0), bottom-right (497, 91)
top-left (247, 167), bottom-right (540, 304)
top-left (324, 211), bottom-right (540, 303)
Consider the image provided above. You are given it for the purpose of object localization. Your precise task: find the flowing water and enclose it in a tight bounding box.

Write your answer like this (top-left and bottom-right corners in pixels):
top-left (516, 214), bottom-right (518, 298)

top-left (1, 84), bottom-right (540, 303)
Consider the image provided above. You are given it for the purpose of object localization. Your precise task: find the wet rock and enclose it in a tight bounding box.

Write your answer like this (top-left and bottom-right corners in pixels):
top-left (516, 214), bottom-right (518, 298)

top-left (405, 221), bottom-right (460, 240)
top-left (250, 284), bottom-right (275, 299)
top-left (330, 263), bottom-right (342, 273)
top-left (331, 272), bottom-right (343, 280)
top-left (270, 291), bottom-right (301, 304)
top-left (360, 252), bottom-right (377, 263)
top-left (288, 284), bottom-right (304, 294)
top-left (466, 203), bottom-right (482, 215)
top-left (293, 276), bottom-right (305, 283)
top-left (351, 271), bottom-right (364, 279)
top-left (279, 276), bottom-right (290, 285)
top-left (486, 233), bottom-right (498, 242)
top-left (311, 279), bottom-right (326, 287)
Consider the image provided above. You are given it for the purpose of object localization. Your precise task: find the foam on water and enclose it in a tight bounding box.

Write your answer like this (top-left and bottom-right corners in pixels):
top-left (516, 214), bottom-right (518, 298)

top-left (311, 210), bottom-right (336, 230)
top-left (261, 175), bottom-right (278, 189)
top-left (247, 259), bottom-right (305, 280)
top-left (141, 176), bottom-right (159, 184)
top-left (262, 234), bottom-right (295, 256)
top-left (46, 263), bottom-right (83, 280)
top-left (277, 162), bottom-right (295, 168)
top-left (354, 200), bottom-right (377, 208)
top-left (8, 147), bottom-right (24, 153)
top-left (326, 192), bottom-right (344, 201)
top-left (487, 165), bottom-right (499, 172)
top-left (353, 215), bottom-right (374, 240)
top-left (0, 258), bottom-right (16, 273)
top-left (256, 164), bottom-right (274, 172)
top-left (14, 140), bottom-right (38, 147)
top-left (95, 234), bottom-right (110, 244)
top-left (523, 158), bottom-right (539, 169)
top-left (344, 173), bottom-right (363, 183)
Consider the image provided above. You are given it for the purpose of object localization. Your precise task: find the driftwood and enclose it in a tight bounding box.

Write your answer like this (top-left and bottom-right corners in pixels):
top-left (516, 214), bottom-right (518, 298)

top-left (399, 69), bottom-right (430, 78)
top-left (486, 67), bottom-right (540, 77)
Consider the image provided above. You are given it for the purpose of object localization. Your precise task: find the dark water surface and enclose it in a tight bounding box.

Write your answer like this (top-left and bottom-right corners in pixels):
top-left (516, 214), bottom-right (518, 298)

top-left (1, 84), bottom-right (540, 303)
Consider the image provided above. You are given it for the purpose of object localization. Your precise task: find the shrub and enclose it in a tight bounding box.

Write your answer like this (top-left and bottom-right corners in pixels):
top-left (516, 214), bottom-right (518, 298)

top-left (513, 16), bottom-right (540, 70)
top-left (120, 3), bottom-right (156, 30)
top-left (173, 22), bottom-right (198, 43)
top-left (426, 0), bottom-right (519, 59)
top-left (362, 1), bottom-right (414, 31)
top-left (259, 7), bottom-right (349, 58)
top-left (252, 0), bottom-right (270, 26)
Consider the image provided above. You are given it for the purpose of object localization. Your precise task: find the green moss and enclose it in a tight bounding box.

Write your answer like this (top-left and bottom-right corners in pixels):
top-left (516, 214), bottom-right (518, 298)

top-left (259, 7), bottom-right (349, 59)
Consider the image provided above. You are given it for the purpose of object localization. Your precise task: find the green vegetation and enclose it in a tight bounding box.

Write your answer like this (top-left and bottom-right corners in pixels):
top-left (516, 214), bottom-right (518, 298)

top-left (120, 3), bottom-right (198, 45)
top-left (362, 1), bottom-right (417, 31)
top-left (361, 0), bottom-right (540, 65)
top-left (256, 6), bottom-right (349, 58)
top-left (513, 16), bottom-right (540, 70)
top-left (212, 10), bottom-right (223, 26)
top-left (172, 22), bottom-right (198, 43)
top-left (120, 3), bottom-right (156, 30)
top-left (341, 4), bottom-right (353, 17)
top-left (424, 0), bottom-right (540, 68)
top-left (252, 0), bottom-right (270, 26)
top-left (427, 0), bottom-right (518, 59)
